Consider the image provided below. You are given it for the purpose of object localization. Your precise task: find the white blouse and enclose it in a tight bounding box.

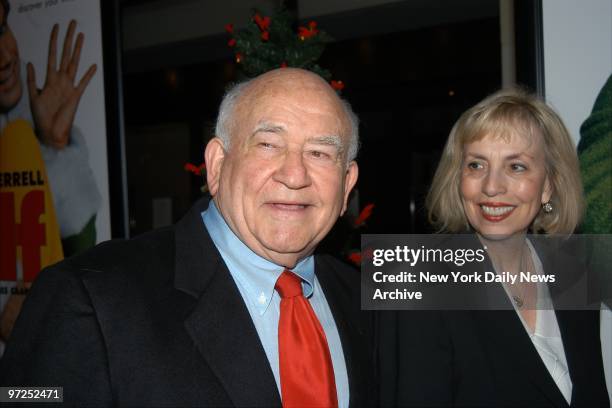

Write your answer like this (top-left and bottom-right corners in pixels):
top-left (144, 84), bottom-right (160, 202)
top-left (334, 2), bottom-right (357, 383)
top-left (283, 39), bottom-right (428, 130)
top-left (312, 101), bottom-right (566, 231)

top-left (500, 240), bottom-right (573, 404)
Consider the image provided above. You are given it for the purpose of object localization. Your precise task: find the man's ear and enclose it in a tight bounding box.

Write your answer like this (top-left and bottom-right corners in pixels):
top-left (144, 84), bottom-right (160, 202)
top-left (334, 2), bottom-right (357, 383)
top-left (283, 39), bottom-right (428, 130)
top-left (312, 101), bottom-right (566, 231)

top-left (340, 161), bottom-right (359, 215)
top-left (205, 137), bottom-right (226, 196)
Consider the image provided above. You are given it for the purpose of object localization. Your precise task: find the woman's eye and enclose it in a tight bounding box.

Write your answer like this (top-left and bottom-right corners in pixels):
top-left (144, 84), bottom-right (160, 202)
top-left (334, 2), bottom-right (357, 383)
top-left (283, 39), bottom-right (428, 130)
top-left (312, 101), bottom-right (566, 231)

top-left (467, 162), bottom-right (483, 170)
top-left (510, 163), bottom-right (527, 172)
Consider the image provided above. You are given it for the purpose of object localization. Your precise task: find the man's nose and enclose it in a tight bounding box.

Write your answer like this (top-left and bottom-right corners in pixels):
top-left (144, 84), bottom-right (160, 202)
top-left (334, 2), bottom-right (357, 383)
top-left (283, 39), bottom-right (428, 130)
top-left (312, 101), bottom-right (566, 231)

top-left (482, 168), bottom-right (507, 197)
top-left (273, 150), bottom-right (312, 189)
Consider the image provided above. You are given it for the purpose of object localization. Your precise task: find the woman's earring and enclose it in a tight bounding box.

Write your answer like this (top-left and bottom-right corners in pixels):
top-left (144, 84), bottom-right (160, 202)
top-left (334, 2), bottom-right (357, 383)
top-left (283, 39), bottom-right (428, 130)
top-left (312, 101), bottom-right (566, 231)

top-left (542, 202), bottom-right (553, 213)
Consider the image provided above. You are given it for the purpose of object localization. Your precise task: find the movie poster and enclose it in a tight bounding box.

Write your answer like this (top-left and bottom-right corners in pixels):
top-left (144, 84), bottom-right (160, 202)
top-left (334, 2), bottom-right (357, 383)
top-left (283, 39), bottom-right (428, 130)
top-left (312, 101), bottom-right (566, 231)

top-left (0, 0), bottom-right (110, 355)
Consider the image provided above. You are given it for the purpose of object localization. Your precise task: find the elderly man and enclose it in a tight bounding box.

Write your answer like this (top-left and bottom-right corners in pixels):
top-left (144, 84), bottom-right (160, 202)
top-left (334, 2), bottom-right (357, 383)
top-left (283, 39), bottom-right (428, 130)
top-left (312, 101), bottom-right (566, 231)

top-left (0, 68), bottom-right (373, 407)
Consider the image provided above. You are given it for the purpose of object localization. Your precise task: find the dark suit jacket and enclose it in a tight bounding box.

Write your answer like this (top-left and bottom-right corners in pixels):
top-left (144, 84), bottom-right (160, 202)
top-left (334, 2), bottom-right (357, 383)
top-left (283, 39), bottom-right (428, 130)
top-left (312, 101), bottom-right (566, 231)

top-left (378, 236), bottom-right (609, 407)
top-left (0, 198), bottom-right (374, 406)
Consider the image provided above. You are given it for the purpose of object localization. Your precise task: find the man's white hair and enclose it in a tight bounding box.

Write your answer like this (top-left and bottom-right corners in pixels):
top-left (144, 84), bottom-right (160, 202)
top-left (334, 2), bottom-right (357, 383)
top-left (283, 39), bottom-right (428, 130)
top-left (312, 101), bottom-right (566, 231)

top-left (214, 79), bottom-right (360, 163)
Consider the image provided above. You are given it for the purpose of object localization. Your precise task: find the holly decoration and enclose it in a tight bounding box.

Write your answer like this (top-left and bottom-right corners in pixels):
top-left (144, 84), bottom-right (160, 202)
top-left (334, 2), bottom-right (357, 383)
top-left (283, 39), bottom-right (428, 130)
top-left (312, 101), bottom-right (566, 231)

top-left (184, 162), bottom-right (208, 193)
top-left (346, 204), bottom-right (375, 266)
top-left (226, 7), bottom-right (343, 88)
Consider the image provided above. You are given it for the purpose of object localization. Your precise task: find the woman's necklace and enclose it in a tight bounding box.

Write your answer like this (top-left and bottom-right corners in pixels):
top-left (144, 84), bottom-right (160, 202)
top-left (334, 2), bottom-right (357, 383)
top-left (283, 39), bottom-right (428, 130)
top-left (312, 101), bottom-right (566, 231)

top-left (511, 245), bottom-right (528, 308)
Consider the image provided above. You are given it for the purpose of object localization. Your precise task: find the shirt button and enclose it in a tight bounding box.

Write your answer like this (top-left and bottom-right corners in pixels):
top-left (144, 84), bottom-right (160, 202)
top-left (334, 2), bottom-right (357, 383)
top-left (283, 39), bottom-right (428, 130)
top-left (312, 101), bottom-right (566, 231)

top-left (258, 293), bottom-right (267, 304)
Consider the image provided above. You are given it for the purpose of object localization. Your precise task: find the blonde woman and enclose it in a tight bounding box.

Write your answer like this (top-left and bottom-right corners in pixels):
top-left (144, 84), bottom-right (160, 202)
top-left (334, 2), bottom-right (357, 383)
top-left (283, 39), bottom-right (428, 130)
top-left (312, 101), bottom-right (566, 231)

top-left (383, 88), bottom-right (609, 407)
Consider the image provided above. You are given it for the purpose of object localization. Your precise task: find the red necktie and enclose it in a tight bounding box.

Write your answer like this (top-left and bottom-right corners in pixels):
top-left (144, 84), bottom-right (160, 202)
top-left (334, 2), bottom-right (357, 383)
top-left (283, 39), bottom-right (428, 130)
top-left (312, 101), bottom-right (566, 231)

top-left (275, 270), bottom-right (338, 408)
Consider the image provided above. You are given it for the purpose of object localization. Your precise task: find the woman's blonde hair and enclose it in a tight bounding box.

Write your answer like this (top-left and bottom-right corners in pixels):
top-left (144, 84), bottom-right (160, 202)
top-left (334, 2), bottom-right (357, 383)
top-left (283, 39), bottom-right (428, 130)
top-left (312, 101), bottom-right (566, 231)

top-left (426, 87), bottom-right (584, 234)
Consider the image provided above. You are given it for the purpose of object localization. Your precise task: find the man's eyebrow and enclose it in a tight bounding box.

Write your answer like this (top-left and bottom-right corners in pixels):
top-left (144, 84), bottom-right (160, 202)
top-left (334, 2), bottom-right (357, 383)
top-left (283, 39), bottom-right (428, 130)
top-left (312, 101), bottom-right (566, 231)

top-left (252, 122), bottom-right (286, 135)
top-left (307, 135), bottom-right (344, 151)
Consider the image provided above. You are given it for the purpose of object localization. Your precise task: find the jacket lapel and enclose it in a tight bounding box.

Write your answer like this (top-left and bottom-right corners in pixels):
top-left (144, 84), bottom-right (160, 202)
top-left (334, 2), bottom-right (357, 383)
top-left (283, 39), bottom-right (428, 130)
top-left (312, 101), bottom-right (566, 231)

top-left (174, 198), bottom-right (281, 407)
top-left (472, 239), bottom-right (569, 408)
top-left (538, 243), bottom-right (590, 407)
top-left (473, 309), bottom-right (569, 407)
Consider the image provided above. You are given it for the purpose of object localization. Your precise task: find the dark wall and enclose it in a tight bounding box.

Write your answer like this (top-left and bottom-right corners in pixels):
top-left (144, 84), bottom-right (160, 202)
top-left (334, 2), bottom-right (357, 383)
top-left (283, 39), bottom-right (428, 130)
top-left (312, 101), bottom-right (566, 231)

top-left (122, 17), bottom-right (501, 236)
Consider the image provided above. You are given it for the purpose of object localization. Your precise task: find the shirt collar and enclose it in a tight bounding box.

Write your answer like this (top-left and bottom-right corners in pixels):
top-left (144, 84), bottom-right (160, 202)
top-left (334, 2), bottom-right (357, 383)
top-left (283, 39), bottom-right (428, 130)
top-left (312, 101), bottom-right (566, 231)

top-left (202, 200), bottom-right (315, 315)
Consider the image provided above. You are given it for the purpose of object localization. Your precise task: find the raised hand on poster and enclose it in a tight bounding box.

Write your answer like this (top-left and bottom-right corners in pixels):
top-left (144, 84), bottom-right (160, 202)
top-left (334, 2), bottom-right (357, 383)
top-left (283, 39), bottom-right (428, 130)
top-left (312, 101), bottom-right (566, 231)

top-left (26, 19), bottom-right (97, 149)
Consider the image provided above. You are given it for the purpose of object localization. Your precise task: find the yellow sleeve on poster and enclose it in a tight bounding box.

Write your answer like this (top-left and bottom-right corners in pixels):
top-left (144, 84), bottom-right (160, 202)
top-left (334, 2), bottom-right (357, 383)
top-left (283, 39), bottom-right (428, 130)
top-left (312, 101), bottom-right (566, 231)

top-left (0, 119), bottom-right (63, 283)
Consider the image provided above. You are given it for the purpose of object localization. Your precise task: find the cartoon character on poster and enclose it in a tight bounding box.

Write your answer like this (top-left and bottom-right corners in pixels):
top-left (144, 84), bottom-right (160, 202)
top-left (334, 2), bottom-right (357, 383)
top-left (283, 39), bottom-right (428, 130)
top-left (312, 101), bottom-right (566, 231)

top-left (0, 0), bottom-right (106, 355)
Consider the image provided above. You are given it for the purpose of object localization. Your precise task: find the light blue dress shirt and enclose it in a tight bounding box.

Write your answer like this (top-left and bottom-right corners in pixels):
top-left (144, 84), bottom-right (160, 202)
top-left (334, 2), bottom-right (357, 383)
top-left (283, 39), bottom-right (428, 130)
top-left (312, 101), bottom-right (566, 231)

top-left (202, 201), bottom-right (349, 407)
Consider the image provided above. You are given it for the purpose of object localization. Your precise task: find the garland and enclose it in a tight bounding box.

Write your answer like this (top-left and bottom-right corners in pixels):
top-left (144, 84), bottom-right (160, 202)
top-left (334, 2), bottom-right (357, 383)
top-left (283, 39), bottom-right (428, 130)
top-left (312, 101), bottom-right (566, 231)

top-left (225, 7), bottom-right (344, 91)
